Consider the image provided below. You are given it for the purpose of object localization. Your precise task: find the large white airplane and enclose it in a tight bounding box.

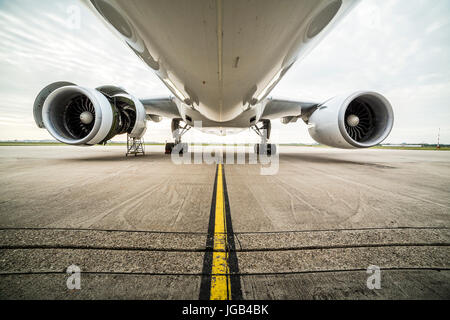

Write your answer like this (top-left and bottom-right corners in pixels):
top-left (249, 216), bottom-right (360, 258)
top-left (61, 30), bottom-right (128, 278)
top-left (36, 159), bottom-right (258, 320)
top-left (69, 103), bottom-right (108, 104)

top-left (33, 0), bottom-right (394, 155)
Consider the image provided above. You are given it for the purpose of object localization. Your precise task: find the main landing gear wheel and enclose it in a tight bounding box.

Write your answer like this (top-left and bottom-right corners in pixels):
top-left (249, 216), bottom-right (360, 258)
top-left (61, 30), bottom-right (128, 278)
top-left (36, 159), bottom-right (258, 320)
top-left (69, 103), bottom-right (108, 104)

top-left (165, 142), bottom-right (175, 154)
top-left (165, 118), bottom-right (191, 155)
top-left (251, 119), bottom-right (277, 155)
top-left (165, 142), bottom-right (188, 154)
top-left (254, 143), bottom-right (277, 156)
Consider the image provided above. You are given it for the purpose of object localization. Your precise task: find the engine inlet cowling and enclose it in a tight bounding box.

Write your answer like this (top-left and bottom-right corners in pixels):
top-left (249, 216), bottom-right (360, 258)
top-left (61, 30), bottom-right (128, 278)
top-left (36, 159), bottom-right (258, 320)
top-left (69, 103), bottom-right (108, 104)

top-left (308, 91), bottom-right (394, 149)
top-left (37, 83), bottom-right (146, 145)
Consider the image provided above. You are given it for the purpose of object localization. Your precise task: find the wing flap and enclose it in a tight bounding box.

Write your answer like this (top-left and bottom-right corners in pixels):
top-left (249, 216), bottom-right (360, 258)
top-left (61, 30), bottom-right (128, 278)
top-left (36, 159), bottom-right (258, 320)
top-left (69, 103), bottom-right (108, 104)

top-left (261, 98), bottom-right (317, 120)
top-left (140, 97), bottom-right (181, 119)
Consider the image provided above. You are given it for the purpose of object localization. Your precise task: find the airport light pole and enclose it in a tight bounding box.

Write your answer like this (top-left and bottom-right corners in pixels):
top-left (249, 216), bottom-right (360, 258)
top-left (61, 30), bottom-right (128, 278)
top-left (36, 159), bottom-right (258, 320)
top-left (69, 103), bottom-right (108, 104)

top-left (437, 128), bottom-right (440, 150)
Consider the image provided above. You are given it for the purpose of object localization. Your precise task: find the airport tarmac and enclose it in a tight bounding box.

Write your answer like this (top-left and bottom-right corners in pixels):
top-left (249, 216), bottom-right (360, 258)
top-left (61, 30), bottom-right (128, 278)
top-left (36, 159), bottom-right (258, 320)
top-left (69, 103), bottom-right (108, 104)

top-left (0, 145), bottom-right (449, 299)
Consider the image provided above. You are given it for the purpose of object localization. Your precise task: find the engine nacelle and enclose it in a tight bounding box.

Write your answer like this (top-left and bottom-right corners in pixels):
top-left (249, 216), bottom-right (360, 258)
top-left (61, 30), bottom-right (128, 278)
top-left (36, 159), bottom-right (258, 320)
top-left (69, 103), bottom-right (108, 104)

top-left (34, 82), bottom-right (146, 145)
top-left (307, 91), bottom-right (394, 149)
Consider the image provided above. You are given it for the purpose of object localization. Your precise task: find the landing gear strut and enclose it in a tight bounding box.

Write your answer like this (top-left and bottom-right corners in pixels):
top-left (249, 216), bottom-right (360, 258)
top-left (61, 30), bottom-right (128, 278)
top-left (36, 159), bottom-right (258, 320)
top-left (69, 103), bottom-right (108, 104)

top-left (165, 119), bottom-right (190, 154)
top-left (251, 119), bottom-right (277, 155)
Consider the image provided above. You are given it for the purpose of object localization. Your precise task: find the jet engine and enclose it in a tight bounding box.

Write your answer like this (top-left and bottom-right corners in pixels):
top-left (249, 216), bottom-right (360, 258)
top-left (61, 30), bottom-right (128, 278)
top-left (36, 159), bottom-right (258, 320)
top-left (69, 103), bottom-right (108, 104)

top-left (33, 82), bottom-right (146, 145)
top-left (307, 91), bottom-right (394, 148)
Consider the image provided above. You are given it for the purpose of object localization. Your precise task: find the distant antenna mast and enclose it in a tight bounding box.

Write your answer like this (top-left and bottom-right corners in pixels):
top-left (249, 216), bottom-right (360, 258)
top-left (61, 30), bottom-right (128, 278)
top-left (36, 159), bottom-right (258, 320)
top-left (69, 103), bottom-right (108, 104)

top-left (437, 128), bottom-right (441, 150)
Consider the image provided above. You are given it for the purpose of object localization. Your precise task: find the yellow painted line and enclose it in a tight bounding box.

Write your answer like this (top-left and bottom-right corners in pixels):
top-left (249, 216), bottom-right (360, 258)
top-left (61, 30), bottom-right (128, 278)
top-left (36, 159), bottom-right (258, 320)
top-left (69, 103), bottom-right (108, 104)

top-left (210, 164), bottom-right (231, 300)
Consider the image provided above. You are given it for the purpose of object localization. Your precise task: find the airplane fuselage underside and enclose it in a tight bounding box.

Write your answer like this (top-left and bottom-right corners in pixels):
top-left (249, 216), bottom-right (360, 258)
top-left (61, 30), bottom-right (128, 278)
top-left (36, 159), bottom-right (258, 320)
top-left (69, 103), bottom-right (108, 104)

top-left (85, 0), bottom-right (356, 124)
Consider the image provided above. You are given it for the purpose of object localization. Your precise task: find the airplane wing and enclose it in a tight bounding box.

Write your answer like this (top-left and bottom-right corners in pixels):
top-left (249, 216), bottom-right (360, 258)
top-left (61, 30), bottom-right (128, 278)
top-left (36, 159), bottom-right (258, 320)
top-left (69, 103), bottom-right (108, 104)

top-left (142, 96), bottom-right (318, 126)
top-left (260, 98), bottom-right (318, 123)
top-left (140, 97), bottom-right (182, 120)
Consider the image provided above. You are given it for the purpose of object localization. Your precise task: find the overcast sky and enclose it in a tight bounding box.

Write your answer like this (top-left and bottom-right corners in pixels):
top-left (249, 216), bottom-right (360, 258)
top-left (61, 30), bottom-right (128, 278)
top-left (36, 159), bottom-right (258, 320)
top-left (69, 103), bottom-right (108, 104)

top-left (0, 0), bottom-right (449, 144)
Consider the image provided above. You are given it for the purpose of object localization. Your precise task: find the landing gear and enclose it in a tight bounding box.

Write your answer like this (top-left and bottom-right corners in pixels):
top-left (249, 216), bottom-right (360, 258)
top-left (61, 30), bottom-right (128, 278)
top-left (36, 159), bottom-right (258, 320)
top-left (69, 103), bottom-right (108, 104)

top-left (254, 143), bottom-right (277, 156)
top-left (251, 119), bottom-right (277, 155)
top-left (165, 142), bottom-right (188, 154)
top-left (165, 142), bottom-right (174, 154)
top-left (165, 119), bottom-right (190, 154)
